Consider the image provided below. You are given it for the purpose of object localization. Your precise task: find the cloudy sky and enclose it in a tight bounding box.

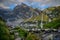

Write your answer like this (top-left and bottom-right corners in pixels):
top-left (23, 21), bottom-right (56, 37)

top-left (0, 0), bottom-right (60, 10)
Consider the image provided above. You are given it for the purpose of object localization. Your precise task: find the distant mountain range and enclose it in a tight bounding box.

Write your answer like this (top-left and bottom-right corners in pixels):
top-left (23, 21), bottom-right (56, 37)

top-left (13, 3), bottom-right (41, 19)
top-left (0, 3), bottom-right (41, 27)
top-left (0, 3), bottom-right (60, 27)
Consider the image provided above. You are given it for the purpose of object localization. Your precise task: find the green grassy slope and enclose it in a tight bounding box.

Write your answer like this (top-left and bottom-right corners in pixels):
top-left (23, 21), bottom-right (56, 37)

top-left (0, 17), bottom-right (14, 40)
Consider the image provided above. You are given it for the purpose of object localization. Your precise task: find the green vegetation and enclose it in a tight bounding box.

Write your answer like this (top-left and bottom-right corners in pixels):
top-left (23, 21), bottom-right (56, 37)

top-left (43, 6), bottom-right (60, 29)
top-left (25, 13), bottom-right (49, 22)
top-left (0, 6), bottom-right (60, 40)
top-left (26, 33), bottom-right (40, 40)
top-left (44, 18), bottom-right (60, 29)
top-left (14, 27), bottom-right (28, 39)
top-left (0, 17), bottom-right (14, 40)
top-left (44, 6), bottom-right (60, 20)
top-left (18, 28), bottom-right (28, 38)
top-left (22, 6), bottom-right (60, 29)
top-left (14, 27), bottom-right (41, 40)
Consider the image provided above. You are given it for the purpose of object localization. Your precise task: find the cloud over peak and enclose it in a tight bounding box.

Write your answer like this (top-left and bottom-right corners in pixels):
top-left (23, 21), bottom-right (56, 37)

top-left (0, 0), bottom-right (60, 9)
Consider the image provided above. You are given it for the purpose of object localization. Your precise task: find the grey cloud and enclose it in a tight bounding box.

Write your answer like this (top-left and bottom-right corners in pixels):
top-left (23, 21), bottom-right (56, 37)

top-left (0, 0), bottom-right (60, 9)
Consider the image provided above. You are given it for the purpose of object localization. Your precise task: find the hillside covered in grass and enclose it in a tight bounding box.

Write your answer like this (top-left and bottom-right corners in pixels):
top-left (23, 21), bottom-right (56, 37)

top-left (0, 17), bottom-right (14, 40)
top-left (43, 6), bottom-right (60, 29)
top-left (24, 6), bottom-right (60, 29)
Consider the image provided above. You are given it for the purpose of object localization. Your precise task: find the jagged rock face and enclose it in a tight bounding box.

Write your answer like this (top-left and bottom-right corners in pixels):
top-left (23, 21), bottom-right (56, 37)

top-left (0, 3), bottom-right (41, 27)
top-left (13, 3), bottom-right (32, 19)
top-left (0, 7), bottom-right (13, 21)
top-left (13, 3), bottom-right (40, 19)
top-left (0, 3), bottom-right (41, 21)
